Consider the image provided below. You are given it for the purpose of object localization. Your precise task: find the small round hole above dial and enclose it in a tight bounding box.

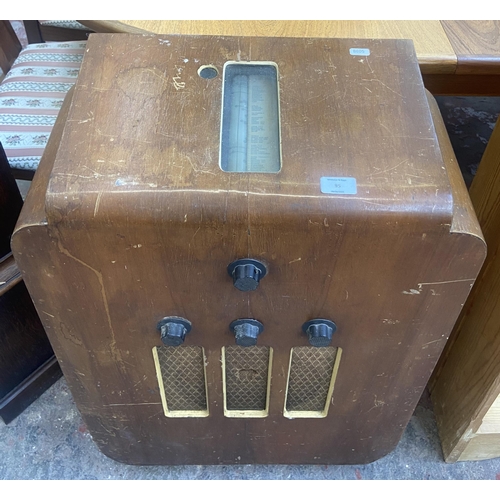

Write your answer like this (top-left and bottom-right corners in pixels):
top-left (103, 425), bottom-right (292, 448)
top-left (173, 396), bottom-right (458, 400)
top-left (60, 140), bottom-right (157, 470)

top-left (198, 65), bottom-right (218, 79)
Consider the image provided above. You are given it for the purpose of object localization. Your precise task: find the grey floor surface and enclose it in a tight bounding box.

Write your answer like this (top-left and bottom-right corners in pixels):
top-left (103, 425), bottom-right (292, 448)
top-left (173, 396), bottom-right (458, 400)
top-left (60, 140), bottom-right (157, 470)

top-left (3, 22), bottom-right (500, 480)
top-left (1, 379), bottom-right (500, 480)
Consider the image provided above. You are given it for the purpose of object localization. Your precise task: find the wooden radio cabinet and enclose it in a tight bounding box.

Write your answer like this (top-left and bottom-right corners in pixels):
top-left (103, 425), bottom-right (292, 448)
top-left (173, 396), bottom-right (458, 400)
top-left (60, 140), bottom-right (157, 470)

top-left (12, 34), bottom-right (486, 464)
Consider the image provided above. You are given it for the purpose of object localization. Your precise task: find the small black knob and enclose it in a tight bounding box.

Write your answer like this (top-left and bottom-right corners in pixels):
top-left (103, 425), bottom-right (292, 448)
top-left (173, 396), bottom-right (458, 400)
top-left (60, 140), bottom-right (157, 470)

top-left (229, 319), bottom-right (264, 347)
top-left (157, 317), bottom-right (192, 346)
top-left (302, 319), bottom-right (337, 347)
top-left (227, 259), bottom-right (267, 292)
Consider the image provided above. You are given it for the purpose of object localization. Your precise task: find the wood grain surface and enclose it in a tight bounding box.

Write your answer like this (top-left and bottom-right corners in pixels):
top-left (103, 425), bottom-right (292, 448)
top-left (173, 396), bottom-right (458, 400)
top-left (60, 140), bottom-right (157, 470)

top-left (441, 21), bottom-right (500, 74)
top-left (431, 112), bottom-right (500, 462)
top-left (12, 34), bottom-right (485, 465)
top-left (78, 20), bottom-right (457, 74)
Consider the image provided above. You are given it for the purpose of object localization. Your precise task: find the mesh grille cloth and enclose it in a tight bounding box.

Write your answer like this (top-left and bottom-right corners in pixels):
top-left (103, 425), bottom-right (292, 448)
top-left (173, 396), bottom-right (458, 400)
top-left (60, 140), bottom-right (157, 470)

top-left (285, 346), bottom-right (338, 412)
top-left (156, 346), bottom-right (207, 411)
top-left (224, 346), bottom-right (270, 411)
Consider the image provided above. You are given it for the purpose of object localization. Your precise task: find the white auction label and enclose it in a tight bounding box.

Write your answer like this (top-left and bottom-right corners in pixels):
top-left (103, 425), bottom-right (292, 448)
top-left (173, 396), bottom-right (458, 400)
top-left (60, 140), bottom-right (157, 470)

top-left (320, 177), bottom-right (357, 195)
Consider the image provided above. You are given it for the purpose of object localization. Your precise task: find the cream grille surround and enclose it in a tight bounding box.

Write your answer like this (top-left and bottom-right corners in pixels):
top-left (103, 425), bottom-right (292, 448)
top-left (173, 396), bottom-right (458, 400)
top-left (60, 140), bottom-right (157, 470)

top-left (153, 345), bottom-right (209, 417)
top-left (153, 344), bottom-right (341, 418)
top-left (222, 345), bottom-right (272, 417)
top-left (284, 346), bottom-right (342, 418)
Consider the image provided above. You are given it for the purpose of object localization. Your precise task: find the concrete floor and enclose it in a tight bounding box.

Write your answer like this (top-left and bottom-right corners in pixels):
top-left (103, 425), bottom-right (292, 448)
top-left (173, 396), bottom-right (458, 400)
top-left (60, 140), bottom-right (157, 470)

top-left (2, 22), bottom-right (500, 480)
top-left (1, 379), bottom-right (500, 479)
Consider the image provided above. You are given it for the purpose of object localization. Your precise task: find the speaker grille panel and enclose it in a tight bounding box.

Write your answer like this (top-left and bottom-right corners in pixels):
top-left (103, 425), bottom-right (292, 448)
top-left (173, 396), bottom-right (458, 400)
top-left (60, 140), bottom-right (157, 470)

top-left (285, 346), bottom-right (341, 418)
top-left (222, 346), bottom-right (272, 417)
top-left (153, 346), bottom-right (208, 417)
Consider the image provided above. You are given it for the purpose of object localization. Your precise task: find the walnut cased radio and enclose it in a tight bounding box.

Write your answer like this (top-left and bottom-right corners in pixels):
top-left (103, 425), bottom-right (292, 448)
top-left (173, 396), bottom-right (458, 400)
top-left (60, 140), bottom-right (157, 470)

top-left (12, 34), bottom-right (486, 465)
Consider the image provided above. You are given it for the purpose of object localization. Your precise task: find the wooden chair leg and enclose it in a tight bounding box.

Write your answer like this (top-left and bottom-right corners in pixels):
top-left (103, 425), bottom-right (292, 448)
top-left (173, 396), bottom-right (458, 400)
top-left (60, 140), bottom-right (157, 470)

top-left (22, 20), bottom-right (43, 44)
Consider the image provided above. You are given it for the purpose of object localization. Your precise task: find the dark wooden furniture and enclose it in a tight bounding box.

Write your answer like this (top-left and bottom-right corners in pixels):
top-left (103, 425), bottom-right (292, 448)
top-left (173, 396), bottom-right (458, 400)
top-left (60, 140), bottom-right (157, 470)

top-left (12, 34), bottom-right (485, 464)
top-left (0, 142), bottom-right (61, 424)
top-left (23, 21), bottom-right (92, 44)
top-left (0, 20), bottom-right (21, 79)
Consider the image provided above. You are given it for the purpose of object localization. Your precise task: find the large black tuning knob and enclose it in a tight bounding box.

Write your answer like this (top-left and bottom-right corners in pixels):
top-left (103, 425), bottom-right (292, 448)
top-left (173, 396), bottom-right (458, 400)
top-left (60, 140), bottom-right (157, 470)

top-left (302, 319), bottom-right (337, 347)
top-left (227, 259), bottom-right (267, 292)
top-left (229, 319), bottom-right (264, 347)
top-left (157, 317), bottom-right (192, 346)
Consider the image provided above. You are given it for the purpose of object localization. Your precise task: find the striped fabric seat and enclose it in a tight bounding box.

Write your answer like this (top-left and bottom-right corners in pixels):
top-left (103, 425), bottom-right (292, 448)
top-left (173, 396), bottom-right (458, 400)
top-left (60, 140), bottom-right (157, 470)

top-left (0, 41), bottom-right (86, 175)
top-left (39, 21), bottom-right (89, 31)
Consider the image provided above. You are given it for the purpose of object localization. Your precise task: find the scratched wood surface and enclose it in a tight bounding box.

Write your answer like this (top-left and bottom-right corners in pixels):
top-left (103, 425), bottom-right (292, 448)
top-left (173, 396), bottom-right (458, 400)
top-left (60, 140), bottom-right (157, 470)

top-left (12, 34), bottom-right (485, 465)
top-left (430, 112), bottom-right (500, 462)
top-left (79, 20), bottom-right (457, 74)
top-left (81, 20), bottom-right (500, 95)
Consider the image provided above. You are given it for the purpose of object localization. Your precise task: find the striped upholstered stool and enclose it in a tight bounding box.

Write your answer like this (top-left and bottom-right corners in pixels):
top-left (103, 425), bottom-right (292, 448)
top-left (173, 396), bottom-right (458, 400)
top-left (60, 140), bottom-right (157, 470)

top-left (0, 40), bottom-right (86, 179)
